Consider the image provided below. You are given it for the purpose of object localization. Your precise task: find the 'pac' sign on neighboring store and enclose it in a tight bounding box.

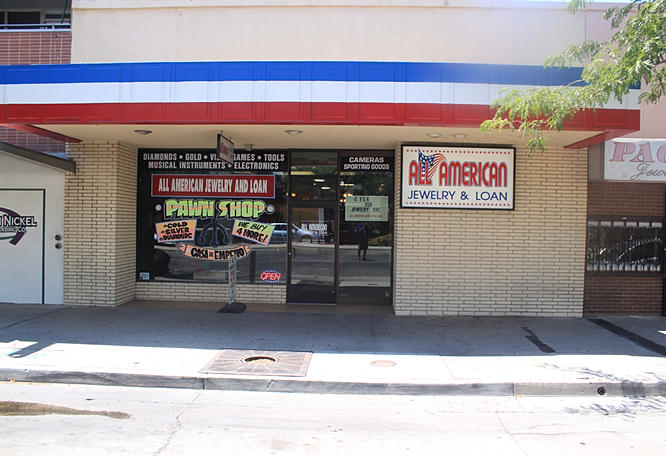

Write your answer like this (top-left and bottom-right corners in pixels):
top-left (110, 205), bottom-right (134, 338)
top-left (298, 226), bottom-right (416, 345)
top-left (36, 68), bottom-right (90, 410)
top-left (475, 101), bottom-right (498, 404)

top-left (604, 139), bottom-right (666, 181)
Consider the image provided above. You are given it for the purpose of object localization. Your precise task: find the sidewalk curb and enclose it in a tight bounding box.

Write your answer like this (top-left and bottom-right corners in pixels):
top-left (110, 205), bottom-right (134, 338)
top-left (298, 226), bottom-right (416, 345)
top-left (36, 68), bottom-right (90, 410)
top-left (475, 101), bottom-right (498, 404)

top-left (2, 368), bottom-right (665, 397)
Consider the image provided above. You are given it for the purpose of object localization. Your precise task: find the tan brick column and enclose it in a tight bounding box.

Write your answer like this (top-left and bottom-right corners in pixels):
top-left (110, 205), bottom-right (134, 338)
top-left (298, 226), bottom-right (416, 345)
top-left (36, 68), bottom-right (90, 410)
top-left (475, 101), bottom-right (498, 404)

top-left (393, 146), bottom-right (587, 317)
top-left (64, 141), bottom-right (137, 306)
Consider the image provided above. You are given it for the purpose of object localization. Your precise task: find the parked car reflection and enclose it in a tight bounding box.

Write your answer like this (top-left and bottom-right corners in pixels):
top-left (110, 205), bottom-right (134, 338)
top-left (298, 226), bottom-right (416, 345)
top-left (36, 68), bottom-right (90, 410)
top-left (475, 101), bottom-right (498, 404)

top-left (269, 223), bottom-right (318, 244)
top-left (587, 238), bottom-right (663, 272)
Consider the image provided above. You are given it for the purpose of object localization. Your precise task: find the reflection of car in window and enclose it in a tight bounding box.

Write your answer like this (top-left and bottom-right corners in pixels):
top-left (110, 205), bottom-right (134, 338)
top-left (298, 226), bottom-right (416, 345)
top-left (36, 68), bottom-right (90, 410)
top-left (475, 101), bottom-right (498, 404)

top-left (588, 238), bottom-right (663, 271)
top-left (614, 239), bottom-right (663, 269)
top-left (269, 223), bottom-right (317, 243)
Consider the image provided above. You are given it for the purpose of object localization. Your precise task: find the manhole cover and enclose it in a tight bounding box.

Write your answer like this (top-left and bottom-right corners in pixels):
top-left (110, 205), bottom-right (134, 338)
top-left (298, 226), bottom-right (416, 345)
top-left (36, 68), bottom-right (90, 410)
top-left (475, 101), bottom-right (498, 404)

top-left (200, 349), bottom-right (312, 376)
top-left (370, 360), bottom-right (397, 368)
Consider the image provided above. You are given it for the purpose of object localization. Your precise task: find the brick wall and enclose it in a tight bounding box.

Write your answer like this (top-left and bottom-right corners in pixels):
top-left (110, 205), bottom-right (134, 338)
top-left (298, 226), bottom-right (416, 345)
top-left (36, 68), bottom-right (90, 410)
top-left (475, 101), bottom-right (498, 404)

top-left (136, 282), bottom-right (286, 305)
top-left (584, 181), bottom-right (665, 315)
top-left (0, 30), bottom-right (71, 154)
top-left (0, 126), bottom-right (66, 154)
top-left (588, 182), bottom-right (665, 217)
top-left (393, 146), bottom-right (588, 316)
top-left (584, 275), bottom-right (662, 315)
top-left (0, 31), bottom-right (71, 65)
top-left (64, 141), bottom-right (137, 306)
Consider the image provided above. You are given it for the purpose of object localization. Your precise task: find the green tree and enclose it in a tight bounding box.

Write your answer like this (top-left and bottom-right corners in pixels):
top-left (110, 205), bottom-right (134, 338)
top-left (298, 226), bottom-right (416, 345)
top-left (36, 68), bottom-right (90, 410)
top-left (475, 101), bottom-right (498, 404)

top-left (480, 0), bottom-right (666, 153)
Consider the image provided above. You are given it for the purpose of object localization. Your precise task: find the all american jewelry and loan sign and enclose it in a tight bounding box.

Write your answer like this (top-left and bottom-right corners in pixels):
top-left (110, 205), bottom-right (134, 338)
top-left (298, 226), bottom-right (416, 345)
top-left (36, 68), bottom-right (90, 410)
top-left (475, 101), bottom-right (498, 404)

top-left (401, 146), bottom-right (515, 209)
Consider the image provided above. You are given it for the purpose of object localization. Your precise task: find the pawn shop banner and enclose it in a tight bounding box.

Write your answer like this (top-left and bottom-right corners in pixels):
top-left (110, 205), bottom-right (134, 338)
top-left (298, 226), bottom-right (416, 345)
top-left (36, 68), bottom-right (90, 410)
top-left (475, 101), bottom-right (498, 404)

top-left (232, 220), bottom-right (274, 246)
top-left (179, 243), bottom-right (252, 261)
top-left (401, 145), bottom-right (515, 210)
top-left (155, 219), bottom-right (197, 243)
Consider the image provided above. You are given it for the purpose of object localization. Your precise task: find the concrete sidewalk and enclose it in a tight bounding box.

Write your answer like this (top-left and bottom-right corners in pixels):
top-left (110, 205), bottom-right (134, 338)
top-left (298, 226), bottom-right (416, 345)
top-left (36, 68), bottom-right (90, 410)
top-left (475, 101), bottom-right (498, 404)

top-left (0, 303), bottom-right (665, 396)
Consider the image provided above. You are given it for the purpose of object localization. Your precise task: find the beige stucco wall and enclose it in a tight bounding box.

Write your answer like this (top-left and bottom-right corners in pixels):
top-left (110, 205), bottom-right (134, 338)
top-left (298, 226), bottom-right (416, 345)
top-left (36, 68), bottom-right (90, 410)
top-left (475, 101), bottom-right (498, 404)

top-left (393, 145), bottom-right (588, 316)
top-left (71, 1), bottom-right (584, 64)
top-left (625, 100), bottom-right (666, 139)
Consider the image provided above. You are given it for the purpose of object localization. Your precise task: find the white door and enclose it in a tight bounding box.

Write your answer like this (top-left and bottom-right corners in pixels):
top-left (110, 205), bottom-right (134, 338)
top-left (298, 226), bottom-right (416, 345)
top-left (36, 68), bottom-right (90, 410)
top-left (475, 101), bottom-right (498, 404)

top-left (0, 189), bottom-right (44, 304)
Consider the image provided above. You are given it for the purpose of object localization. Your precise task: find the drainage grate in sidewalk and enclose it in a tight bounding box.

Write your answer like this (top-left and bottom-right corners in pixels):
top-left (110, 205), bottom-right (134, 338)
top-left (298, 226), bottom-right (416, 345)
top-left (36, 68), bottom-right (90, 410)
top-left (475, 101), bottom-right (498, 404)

top-left (200, 349), bottom-right (312, 377)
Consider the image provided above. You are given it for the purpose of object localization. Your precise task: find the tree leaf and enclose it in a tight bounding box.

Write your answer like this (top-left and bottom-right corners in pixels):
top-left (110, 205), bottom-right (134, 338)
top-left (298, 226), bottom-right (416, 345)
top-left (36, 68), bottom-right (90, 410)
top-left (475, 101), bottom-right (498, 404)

top-left (483, 0), bottom-right (665, 154)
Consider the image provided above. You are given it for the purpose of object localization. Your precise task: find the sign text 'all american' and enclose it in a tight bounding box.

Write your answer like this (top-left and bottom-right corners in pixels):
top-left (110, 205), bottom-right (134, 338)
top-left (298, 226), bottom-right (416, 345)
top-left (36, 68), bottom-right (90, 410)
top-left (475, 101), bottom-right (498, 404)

top-left (401, 146), bottom-right (514, 209)
top-left (151, 174), bottom-right (275, 198)
top-left (408, 161), bottom-right (508, 187)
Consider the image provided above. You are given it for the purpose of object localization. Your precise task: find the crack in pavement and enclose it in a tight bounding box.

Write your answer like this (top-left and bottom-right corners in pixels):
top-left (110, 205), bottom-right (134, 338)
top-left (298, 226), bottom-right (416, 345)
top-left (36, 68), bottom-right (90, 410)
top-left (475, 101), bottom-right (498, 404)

top-left (494, 411), bottom-right (529, 456)
top-left (152, 391), bottom-right (202, 456)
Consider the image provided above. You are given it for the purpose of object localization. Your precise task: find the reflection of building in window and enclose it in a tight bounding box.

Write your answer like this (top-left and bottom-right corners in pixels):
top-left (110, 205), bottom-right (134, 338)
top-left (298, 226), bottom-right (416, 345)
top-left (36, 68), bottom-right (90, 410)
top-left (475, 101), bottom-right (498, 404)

top-left (586, 219), bottom-right (664, 272)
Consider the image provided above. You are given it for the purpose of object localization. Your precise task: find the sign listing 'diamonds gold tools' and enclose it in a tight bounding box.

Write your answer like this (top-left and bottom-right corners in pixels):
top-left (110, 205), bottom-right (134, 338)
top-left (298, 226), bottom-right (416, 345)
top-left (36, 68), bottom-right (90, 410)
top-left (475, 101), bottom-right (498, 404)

top-left (155, 219), bottom-right (197, 243)
top-left (178, 243), bottom-right (252, 261)
top-left (232, 220), bottom-right (274, 246)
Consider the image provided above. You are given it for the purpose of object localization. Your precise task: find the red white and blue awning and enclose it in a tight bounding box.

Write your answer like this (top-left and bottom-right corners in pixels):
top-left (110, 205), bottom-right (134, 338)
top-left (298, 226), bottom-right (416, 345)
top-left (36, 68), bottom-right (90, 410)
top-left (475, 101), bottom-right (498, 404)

top-left (0, 61), bottom-right (639, 135)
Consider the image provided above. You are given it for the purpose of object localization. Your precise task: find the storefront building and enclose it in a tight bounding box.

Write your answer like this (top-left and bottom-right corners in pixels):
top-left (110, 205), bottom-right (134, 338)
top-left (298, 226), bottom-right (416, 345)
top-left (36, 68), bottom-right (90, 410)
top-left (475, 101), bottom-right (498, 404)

top-left (0, 1), bottom-right (662, 316)
top-left (586, 139), bottom-right (666, 315)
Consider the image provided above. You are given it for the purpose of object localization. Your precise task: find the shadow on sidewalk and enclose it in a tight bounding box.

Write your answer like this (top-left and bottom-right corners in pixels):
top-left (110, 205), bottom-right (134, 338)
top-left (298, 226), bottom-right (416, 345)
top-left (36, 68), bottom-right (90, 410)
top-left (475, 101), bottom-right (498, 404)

top-left (1, 303), bottom-right (665, 360)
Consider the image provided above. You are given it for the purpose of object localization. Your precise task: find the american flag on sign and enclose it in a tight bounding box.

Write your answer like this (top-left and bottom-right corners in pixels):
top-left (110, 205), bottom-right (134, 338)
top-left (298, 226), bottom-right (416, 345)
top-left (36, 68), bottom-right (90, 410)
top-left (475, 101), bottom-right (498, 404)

top-left (418, 150), bottom-right (446, 181)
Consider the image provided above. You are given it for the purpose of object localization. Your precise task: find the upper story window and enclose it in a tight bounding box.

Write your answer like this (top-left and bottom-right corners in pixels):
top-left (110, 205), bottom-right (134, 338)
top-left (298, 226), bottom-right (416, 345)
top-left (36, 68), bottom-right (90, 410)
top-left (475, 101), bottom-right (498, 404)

top-left (0, 9), bottom-right (70, 30)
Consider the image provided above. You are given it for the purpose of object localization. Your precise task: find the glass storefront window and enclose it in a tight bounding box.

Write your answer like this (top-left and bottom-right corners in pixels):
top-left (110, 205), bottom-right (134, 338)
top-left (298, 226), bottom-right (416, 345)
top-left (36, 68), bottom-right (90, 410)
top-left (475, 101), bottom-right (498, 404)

top-left (290, 151), bottom-right (338, 201)
top-left (136, 148), bottom-right (395, 308)
top-left (338, 151), bottom-right (394, 306)
top-left (136, 150), bottom-right (288, 284)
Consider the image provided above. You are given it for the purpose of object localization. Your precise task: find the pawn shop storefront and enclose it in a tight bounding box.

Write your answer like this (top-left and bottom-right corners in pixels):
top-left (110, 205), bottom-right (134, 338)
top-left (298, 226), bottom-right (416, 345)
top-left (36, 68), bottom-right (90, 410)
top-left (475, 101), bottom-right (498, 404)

top-left (3, 58), bottom-right (632, 315)
top-left (136, 149), bottom-right (395, 307)
top-left (135, 140), bottom-right (591, 317)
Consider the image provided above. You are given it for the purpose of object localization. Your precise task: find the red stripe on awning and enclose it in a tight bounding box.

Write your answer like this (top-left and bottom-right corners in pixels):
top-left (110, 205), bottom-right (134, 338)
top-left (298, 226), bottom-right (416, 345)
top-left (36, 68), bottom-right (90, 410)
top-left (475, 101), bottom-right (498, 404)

top-left (1, 102), bottom-right (640, 133)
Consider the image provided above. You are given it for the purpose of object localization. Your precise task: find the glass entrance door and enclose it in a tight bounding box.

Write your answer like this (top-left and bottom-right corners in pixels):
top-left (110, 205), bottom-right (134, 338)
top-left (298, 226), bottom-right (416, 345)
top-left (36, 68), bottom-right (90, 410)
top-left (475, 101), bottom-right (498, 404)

top-left (287, 205), bottom-right (337, 304)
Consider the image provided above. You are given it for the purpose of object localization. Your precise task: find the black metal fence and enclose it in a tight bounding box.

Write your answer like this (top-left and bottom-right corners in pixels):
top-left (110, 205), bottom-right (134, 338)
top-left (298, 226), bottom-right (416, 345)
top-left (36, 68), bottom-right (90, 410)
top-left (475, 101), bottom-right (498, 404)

top-left (586, 219), bottom-right (664, 273)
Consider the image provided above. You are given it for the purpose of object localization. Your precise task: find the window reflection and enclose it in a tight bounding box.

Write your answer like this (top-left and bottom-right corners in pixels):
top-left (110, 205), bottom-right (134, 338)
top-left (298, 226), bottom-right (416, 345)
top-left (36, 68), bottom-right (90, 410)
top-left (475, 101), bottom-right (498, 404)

top-left (138, 169), bottom-right (289, 284)
top-left (338, 168), bottom-right (394, 306)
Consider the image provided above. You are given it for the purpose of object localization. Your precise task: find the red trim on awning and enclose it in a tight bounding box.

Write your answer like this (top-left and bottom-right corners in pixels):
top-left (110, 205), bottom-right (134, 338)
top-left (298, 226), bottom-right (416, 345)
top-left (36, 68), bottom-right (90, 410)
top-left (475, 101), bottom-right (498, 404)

top-left (0, 102), bottom-right (639, 132)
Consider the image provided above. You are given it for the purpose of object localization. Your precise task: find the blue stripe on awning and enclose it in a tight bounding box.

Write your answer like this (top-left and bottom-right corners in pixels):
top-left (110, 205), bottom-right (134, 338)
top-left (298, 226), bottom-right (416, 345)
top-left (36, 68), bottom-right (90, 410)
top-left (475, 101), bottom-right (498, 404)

top-left (0, 61), bottom-right (591, 86)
